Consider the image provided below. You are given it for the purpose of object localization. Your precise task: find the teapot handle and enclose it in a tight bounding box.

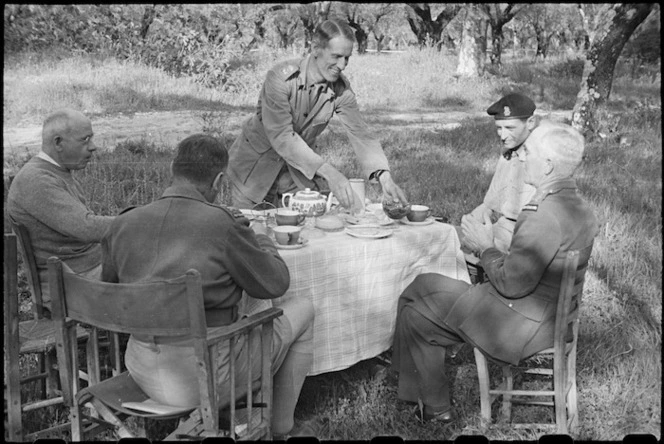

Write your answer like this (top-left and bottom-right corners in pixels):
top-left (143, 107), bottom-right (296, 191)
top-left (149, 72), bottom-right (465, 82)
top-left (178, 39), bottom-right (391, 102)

top-left (282, 193), bottom-right (293, 208)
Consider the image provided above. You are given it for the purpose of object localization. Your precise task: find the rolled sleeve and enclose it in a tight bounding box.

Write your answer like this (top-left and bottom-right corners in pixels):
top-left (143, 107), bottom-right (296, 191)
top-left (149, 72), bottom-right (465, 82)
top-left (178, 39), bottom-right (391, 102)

top-left (334, 88), bottom-right (389, 178)
top-left (261, 70), bottom-right (325, 179)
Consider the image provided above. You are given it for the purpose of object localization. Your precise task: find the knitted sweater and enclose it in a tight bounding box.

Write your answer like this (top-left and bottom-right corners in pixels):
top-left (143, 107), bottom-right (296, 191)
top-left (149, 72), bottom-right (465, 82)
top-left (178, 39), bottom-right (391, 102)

top-left (7, 156), bottom-right (115, 273)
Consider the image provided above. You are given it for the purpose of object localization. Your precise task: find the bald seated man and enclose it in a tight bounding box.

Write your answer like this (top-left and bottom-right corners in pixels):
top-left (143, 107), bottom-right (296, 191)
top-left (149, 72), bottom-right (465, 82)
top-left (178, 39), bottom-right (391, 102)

top-left (7, 108), bottom-right (114, 309)
top-left (391, 121), bottom-right (598, 424)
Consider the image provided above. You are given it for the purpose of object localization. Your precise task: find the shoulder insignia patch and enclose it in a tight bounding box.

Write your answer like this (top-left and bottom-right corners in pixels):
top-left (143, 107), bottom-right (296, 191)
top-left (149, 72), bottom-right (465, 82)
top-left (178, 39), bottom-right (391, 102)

top-left (119, 205), bottom-right (137, 215)
top-left (522, 204), bottom-right (539, 211)
top-left (281, 64), bottom-right (299, 78)
top-left (217, 205), bottom-right (251, 226)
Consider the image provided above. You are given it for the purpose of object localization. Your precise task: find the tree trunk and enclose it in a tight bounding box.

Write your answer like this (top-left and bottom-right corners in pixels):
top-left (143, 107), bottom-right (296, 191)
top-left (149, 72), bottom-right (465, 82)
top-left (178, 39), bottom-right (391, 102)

top-left (456, 7), bottom-right (485, 77)
top-left (490, 26), bottom-right (504, 66)
top-left (535, 24), bottom-right (547, 59)
top-left (355, 28), bottom-right (369, 53)
top-left (572, 3), bottom-right (654, 136)
top-left (140, 5), bottom-right (157, 40)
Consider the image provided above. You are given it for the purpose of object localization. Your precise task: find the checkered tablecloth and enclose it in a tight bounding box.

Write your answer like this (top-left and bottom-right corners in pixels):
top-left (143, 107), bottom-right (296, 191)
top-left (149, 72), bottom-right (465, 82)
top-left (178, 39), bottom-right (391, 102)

top-left (243, 221), bottom-right (470, 376)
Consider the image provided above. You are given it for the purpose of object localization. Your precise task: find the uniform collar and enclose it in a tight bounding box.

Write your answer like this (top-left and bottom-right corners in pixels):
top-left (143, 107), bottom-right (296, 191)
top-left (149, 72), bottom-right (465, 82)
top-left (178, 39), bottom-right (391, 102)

top-left (535, 177), bottom-right (577, 197)
top-left (160, 183), bottom-right (207, 202)
top-left (502, 144), bottom-right (523, 160)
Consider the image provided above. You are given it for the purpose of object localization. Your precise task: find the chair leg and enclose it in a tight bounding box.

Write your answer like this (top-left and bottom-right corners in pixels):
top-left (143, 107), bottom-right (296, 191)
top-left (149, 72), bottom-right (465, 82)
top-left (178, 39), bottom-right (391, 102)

top-left (71, 397), bottom-right (84, 441)
top-left (45, 349), bottom-right (60, 398)
top-left (566, 352), bottom-right (578, 433)
top-left (500, 365), bottom-right (513, 422)
top-left (473, 348), bottom-right (492, 422)
top-left (554, 359), bottom-right (568, 434)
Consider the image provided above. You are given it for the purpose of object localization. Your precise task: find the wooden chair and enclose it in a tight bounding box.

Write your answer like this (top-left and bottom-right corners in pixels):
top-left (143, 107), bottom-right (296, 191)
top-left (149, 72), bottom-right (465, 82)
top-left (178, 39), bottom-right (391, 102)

top-left (48, 256), bottom-right (283, 441)
top-left (9, 218), bottom-right (123, 376)
top-left (473, 247), bottom-right (592, 434)
top-left (4, 232), bottom-right (93, 441)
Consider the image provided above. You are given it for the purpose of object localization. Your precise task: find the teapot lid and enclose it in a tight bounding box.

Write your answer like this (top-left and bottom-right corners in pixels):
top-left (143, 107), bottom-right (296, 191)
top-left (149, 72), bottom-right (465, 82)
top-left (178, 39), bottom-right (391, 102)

top-left (294, 188), bottom-right (322, 200)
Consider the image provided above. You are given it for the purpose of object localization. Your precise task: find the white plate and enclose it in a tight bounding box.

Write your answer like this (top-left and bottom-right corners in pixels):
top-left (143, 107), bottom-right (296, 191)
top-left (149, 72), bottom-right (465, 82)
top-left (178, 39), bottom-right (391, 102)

top-left (274, 238), bottom-right (309, 250)
top-left (400, 217), bottom-right (435, 226)
top-left (344, 226), bottom-right (393, 239)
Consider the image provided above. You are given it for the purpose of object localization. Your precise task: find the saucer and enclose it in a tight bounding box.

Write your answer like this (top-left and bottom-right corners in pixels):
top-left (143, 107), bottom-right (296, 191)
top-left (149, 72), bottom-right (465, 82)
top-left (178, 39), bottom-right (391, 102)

top-left (400, 217), bottom-right (435, 226)
top-left (344, 226), bottom-right (393, 239)
top-left (274, 238), bottom-right (309, 250)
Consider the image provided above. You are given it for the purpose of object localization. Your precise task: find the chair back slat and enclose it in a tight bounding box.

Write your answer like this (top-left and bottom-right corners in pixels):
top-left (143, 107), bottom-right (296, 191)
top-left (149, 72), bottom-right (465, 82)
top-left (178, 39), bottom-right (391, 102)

top-left (48, 257), bottom-right (203, 337)
top-left (9, 217), bottom-right (45, 318)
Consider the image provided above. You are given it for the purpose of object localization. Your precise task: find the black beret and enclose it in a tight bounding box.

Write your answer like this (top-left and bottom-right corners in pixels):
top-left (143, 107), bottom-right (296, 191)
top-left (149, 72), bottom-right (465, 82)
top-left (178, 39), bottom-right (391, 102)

top-left (487, 93), bottom-right (536, 120)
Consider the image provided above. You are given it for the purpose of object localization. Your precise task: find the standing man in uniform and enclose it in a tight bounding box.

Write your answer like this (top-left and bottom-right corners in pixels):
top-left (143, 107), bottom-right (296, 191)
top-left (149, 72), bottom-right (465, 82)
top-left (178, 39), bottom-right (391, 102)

top-left (461, 93), bottom-right (539, 253)
top-left (227, 18), bottom-right (407, 212)
top-left (391, 122), bottom-right (598, 423)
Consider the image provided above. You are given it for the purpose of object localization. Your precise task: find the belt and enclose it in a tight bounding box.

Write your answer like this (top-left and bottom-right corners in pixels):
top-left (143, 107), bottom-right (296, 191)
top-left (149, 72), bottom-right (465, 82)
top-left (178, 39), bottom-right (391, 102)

top-left (133, 306), bottom-right (238, 345)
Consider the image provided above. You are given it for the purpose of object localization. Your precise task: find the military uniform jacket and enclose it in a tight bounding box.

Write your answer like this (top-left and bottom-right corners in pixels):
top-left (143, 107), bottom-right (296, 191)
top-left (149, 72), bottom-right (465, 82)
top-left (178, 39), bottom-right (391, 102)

top-left (444, 178), bottom-right (598, 365)
top-left (227, 55), bottom-right (390, 203)
top-left (483, 149), bottom-right (537, 221)
top-left (101, 184), bottom-right (290, 327)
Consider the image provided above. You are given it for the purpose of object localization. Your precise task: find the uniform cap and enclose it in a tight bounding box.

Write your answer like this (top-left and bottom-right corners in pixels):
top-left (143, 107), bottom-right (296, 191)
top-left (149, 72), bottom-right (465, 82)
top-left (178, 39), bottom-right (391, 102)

top-left (487, 93), bottom-right (536, 120)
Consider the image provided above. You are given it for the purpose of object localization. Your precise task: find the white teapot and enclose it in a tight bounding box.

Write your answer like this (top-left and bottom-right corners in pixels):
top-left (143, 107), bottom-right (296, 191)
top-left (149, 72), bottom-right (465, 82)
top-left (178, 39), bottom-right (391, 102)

top-left (281, 188), bottom-right (327, 217)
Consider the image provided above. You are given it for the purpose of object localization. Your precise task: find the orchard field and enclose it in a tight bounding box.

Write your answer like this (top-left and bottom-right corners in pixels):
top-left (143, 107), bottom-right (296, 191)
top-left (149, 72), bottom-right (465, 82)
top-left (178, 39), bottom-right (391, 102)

top-left (3, 3), bottom-right (661, 441)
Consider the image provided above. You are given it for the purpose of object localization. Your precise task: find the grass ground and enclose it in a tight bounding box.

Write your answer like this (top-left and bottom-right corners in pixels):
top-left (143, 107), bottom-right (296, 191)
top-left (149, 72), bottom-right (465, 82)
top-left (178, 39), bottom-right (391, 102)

top-left (3, 46), bottom-right (661, 441)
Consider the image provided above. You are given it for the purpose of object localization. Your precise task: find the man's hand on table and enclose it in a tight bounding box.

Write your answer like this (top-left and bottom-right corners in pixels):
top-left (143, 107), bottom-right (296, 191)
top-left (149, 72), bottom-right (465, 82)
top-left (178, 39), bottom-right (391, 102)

top-left (461, 212), bottom-right (495, 256)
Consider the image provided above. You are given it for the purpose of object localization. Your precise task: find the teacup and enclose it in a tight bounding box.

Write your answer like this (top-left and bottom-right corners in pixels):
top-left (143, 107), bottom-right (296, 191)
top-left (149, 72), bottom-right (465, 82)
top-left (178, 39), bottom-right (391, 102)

top-left (407, 205), bottom-right (431, 222)
top-left (275, 209), bottom-right (305, 226)
top-left (272, 225), bottom-right (302, 245)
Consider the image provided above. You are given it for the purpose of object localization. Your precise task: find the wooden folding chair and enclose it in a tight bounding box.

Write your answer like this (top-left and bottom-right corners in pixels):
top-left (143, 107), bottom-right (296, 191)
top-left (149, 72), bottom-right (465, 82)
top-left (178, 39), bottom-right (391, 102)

top-left (4, 232), bottom-right (94, 441)
top-left (473, 246), bottom-right (592, 434)
top-left (48, 256), bottom-right (283, 441)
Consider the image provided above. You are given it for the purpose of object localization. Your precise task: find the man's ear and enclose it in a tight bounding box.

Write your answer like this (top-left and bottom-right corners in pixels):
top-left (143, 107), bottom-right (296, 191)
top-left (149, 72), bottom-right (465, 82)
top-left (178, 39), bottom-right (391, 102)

top-left (169, 160), bottom-right (175, 176)
top-left (212, 171), bottom-right (224, 191)
top-left (526, 115), bottom-right (537, 132)
top-left (545, 158), bottom-right (554, 175)
top-left (53, 135), bottom-right (63, 151)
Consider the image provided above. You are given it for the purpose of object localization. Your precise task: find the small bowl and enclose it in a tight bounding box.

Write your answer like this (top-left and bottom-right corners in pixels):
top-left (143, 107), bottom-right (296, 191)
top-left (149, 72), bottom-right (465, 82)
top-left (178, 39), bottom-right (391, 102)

top-left (382, 200), bottom-right (411, 220)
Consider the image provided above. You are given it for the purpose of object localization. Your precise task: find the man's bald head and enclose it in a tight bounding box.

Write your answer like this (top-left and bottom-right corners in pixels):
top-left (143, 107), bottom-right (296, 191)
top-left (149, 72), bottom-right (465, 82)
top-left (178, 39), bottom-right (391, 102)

top-left (527, 121), bottom-right (585, 177)
top-left (41, 108), bottom-right (96, 171)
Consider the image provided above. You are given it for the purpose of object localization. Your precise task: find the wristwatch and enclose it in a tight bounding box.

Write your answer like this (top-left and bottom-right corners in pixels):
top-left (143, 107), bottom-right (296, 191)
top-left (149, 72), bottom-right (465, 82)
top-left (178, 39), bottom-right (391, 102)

top-left (369, 169), bottom-right (388, 183)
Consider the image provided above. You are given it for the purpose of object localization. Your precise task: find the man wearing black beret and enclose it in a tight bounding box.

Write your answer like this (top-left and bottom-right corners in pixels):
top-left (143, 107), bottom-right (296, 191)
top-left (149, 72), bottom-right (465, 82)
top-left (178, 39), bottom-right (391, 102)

top-left (461, 93), bottom-right (538, 254)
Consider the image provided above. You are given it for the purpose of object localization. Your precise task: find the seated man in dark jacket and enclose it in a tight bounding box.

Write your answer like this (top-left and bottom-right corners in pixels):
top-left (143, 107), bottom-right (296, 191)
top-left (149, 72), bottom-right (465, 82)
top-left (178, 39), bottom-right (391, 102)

top-left (391, 121), bottom-right (598, 423)
top-left (101, 134), bottom-right (315, 438)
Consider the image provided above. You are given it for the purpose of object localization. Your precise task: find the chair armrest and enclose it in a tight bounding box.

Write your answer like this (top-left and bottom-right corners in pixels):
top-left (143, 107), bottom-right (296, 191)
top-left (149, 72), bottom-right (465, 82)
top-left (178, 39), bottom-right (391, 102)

top-left (206, 307), bottom-right (283, 345)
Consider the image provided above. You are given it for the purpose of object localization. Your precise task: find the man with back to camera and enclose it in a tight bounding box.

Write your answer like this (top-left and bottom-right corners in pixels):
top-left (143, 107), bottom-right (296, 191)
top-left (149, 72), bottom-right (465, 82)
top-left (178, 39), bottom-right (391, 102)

top-left (7, 108), bottom-right (115, 310)
top-left (227, 18), bottom-right (408, 213)
top-left (391, 121), bottom-right (599, 423)
top-left (461, 93), bottom-right (539, 254)
top-left (101, 134), bottom-right (316, 438)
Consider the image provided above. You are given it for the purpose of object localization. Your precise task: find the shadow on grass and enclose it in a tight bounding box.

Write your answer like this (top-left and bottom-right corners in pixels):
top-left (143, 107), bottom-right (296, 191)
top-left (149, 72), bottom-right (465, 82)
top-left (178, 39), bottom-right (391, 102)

top-left (93, 85), bottom-right (254, 117)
